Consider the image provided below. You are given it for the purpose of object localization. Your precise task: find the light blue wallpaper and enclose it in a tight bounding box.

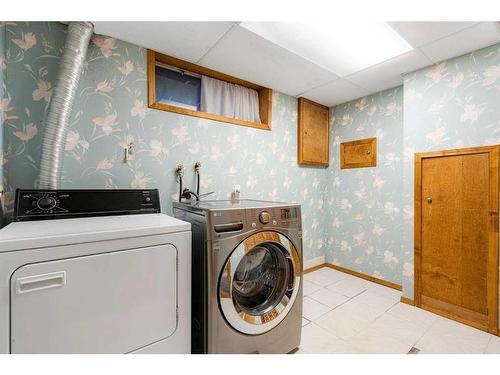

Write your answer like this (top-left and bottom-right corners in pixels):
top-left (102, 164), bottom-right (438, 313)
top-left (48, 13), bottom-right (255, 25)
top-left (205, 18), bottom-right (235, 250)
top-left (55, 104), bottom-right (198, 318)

top-left (327, 87), bottom-right (404, 285)
top-left (2, 22), bottom-right (67, 215)
top-left (0, 23), bottom-right (6, 198)
top-left (2, 21), bottom-right (500, 316)
top-left (402, 43), bottom-right (500, 299)
top-left (1, 22), bottom-right (327, 262)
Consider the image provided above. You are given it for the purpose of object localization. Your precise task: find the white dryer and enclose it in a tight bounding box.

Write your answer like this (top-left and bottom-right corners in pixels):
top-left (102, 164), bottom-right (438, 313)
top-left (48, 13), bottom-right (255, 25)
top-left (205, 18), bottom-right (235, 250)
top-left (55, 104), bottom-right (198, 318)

top-left (0, 189), bottom-right (191, 354)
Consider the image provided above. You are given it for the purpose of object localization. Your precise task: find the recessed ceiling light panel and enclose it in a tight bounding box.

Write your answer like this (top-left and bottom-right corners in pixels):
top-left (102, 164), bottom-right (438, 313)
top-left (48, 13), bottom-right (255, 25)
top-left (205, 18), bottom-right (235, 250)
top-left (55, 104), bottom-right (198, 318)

top-left (240, 21), bottom-right (413, 76)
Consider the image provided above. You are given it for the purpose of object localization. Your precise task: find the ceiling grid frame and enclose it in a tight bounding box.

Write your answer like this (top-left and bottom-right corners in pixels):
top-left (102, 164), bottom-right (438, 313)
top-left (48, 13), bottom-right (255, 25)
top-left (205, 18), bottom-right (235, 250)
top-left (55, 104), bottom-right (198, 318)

top-left (93, 21), bottom-right (500, 106)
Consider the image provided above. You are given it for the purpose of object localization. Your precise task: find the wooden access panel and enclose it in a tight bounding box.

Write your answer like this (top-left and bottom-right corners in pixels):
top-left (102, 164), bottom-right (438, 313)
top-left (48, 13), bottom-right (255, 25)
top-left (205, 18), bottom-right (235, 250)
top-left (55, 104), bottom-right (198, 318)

top-left (297, 98), bottom-right (329, 167)
top-left (340, 137), bottom-right (377, 169)
top-left (414, 146), bottom-right (499, 334)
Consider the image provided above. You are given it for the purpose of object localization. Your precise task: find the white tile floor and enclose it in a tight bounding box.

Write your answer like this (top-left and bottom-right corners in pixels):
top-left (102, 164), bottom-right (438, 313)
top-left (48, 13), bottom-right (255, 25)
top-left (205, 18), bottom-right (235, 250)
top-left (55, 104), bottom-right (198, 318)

top-left (296, 267), bottom-right (500, 354)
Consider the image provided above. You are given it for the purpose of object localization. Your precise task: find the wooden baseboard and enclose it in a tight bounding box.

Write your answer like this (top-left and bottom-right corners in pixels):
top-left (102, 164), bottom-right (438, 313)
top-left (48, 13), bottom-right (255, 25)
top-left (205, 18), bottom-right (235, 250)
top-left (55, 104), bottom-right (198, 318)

top-left (303, 262), bottom-right (402, 291)
top-left (304, 263), bottom-right (326, 274)
top-left (324, 263), bottom-right (402, 291)
top-left (303, 255), bottom-right (326, 271)
top-left (400, 296), bottom-right (415, 306)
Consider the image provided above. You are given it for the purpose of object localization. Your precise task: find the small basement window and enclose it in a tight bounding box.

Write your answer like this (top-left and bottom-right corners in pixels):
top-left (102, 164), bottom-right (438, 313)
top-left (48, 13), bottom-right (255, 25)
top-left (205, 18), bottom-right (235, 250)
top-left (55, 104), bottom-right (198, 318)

top-left (155, 64), bottom-right (201, 111)
top-left (148, 50), bottom-right (272, 130)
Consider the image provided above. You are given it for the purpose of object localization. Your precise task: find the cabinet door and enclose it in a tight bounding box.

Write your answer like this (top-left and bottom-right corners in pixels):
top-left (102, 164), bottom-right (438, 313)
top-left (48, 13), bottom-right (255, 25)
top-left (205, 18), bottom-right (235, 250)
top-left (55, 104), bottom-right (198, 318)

top-left (10, 244), bottom-right (177, 353)
top-left (298, 98), bottom-right (329, 166)
top-left (340, 137), bottom-right (377, 169)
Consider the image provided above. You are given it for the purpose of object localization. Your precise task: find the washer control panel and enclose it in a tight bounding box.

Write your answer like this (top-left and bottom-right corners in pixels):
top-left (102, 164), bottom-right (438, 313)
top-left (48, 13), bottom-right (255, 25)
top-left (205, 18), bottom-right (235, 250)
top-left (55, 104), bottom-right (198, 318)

top-left (247, 206), bottom-right (300, 229)
top-left (258, 211), bottom-right (271, 224)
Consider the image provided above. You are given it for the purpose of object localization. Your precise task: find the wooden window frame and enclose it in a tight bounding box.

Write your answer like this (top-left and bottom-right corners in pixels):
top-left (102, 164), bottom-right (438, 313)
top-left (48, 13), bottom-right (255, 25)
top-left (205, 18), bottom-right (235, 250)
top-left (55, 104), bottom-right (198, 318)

top-left (340, 137), bottom-right (377, 169)
top-left (414, 145), bottom-right (499, 335)
top-left (147, 50), bottom-right (272, 130)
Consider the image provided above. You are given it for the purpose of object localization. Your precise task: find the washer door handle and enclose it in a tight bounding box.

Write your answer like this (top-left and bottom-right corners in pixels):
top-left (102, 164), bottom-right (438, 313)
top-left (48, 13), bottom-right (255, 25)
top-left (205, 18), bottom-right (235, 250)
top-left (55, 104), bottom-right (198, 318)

top-left (15, 271), bottom-right (66, 294)
top-left (286, 257), bottom-right (295, 291)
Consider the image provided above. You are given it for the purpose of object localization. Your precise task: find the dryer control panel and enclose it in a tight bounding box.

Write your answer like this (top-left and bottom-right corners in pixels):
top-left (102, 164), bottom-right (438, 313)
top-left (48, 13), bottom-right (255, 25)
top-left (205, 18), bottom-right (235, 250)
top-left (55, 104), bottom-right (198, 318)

top-left (14, 189), bottom-right (161, 221)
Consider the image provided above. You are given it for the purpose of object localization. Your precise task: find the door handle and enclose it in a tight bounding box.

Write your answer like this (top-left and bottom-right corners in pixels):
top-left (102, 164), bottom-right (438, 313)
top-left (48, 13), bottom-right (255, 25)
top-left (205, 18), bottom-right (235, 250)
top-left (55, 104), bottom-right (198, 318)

top-left (286, 257), bottom-right (295, 291)
top-left (426, 197), bottom-right (433, 204)
top-left (15, 271), bottom-right (66, 294)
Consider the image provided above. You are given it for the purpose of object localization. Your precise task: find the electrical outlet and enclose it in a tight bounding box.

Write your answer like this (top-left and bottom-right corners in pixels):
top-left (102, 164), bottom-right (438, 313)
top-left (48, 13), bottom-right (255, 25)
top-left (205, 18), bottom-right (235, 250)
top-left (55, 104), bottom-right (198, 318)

top-left (231, 185), bottom-right (241, 201)
top-left (124, 142), bottom-right (135, 162)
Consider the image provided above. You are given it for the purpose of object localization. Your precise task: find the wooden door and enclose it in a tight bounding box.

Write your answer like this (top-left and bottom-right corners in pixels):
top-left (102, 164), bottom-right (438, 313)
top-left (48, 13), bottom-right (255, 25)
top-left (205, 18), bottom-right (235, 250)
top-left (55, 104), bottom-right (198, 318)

top-left (414, 146), bottom-right (499, 334)
top-left (297, 97), bottom-right (329, 166)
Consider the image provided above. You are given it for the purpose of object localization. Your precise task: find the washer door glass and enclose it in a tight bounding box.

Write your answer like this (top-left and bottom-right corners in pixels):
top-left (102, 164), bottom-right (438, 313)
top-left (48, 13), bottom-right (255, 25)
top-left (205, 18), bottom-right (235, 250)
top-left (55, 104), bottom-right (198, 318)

top-left (232, 242), bottom-right (288, 316)
top-left (219, 231), bottom-right (301, 335)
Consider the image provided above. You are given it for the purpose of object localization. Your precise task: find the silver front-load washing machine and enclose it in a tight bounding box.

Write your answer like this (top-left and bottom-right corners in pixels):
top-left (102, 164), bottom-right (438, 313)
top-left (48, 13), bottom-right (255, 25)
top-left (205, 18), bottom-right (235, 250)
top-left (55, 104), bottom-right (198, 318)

top-left (173, 199), bottom-right (302, 354)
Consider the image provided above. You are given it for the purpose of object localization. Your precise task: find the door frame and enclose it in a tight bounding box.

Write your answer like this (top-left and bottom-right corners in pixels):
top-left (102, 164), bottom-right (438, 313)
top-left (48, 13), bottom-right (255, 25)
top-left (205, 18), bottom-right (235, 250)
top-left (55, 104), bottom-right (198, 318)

top-left (414, 145), bottom-right (499, 334)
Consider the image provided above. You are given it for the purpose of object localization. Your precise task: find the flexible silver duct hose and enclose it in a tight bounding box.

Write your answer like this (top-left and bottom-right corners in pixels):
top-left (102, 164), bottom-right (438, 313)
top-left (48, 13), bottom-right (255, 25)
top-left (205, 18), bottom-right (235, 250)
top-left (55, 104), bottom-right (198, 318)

top-left (38, 22), bottom-right (94, 189)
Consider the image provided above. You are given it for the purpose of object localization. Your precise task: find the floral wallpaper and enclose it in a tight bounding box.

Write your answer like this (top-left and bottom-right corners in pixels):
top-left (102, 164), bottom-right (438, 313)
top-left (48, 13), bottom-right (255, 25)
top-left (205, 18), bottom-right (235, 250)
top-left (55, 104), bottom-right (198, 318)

top-left (327, 87), bottom-right (404, 285)
top-left (2, 22), bottom-right (66, 212)
top-left (402, 42), bottom-right (500, 305)
top-left (0, 23), bottom-right (6, 196)
top-left (0, 22), bottom-right (327, 263)
top-left (2, 22), bottom-right (500, 325)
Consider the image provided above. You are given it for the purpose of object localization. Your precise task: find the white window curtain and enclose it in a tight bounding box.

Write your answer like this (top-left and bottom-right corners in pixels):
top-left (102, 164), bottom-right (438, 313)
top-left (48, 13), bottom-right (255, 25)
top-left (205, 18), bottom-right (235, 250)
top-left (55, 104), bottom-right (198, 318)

top-left (200, 75), bottom-right (261, 124)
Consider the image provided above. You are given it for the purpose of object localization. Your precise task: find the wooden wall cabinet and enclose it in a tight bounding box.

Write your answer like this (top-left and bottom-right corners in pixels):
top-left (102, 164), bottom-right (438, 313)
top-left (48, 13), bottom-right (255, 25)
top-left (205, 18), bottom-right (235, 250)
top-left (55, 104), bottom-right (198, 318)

top-left (340, 137), bottom-right (377, 169)
top-left (297, 98), bottom-right (329, 167)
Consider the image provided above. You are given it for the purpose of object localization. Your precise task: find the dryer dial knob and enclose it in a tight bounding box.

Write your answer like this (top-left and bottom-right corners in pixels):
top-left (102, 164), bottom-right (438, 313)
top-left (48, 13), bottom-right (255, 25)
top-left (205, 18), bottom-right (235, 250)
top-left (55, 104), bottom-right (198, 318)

top-left (37, 196), bottom-right (56, 210)
top-left (259, 211), bottom-right (271, 224)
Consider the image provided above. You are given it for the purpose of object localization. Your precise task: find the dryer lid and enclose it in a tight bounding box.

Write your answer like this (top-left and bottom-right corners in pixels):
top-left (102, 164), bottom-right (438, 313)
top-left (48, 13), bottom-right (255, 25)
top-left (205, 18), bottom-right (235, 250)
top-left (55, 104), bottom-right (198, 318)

top-left (0, 214), bottom-right (190, 252)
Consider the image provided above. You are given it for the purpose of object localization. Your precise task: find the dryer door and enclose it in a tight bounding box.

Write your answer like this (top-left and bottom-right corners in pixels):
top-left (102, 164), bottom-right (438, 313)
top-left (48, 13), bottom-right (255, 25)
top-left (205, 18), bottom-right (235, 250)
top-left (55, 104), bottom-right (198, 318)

top-left (218, 231), bottom-right (301, 335)
top-left (10, 244), bottom-right (177, 353)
